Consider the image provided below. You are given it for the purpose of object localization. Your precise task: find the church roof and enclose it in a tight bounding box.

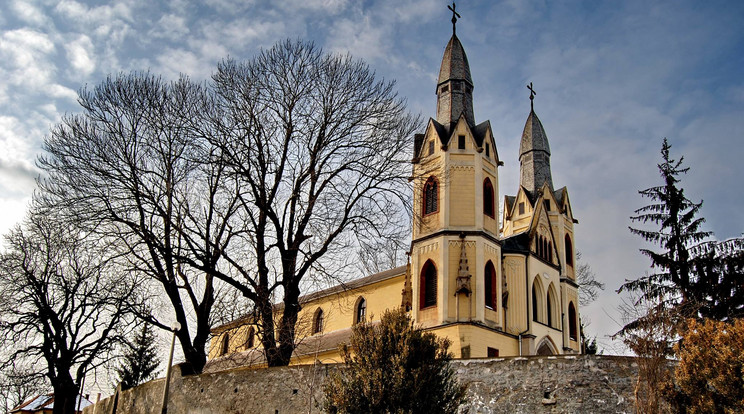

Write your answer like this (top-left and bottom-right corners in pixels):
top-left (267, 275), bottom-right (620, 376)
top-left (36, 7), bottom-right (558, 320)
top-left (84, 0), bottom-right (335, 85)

top-left (437, 34), bottom-right (473, 88)
top-left (519, 110), bottom-right (550, 158)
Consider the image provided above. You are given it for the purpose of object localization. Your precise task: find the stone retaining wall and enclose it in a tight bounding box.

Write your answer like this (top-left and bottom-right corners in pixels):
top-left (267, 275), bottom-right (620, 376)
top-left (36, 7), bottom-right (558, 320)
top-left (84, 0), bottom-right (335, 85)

top-left (84, 355), bottom-right (640, 414)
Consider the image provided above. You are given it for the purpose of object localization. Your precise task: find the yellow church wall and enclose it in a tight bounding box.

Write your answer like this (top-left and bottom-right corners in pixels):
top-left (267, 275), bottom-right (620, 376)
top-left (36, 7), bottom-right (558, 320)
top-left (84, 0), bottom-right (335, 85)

top-left (448, 166), bottom-right (475, 227)
top-left (208, 271), bottom-right (406, 361)
top-left (300, 273), bottom-right (405, 335)
top-left (426, 324), bottom-right (519, 358)
top-left (413, 239), bottom-right (443, 327)
top-left (503, 254), bottom-right (527, 334)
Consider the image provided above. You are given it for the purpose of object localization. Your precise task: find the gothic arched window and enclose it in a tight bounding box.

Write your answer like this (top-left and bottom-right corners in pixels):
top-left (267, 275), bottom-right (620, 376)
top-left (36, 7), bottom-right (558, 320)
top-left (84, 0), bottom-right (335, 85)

top-left (532, 283), bottom-right (539, 322)
top-left (546, 289), bottom-right (553, 327)
top-left (565, 235), bottom-right (574, 267)
top-left (245, 327), bottom-right (255, 349)
top-left (568, 302), bottom-right (578, 341)
top-left (484, 260), bottom-right (497, 309)
top-left (423, 177), bottom-right (438, 216)
top-left (355, 297), bottom-right (367, 324)
top-left (313, 308), bottom-right (324, 334)
top-left (483, 178), bottom-right (495, 218)
top-left (221, 333), bottom-right (230, 356)
top-left (420, 260), bottom-right (437, 309)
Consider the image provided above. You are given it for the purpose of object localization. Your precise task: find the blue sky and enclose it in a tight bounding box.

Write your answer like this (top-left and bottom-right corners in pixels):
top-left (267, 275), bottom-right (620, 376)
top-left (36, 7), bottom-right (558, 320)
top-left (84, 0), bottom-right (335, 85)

top-left (1, 0), bottom-right (743, 353)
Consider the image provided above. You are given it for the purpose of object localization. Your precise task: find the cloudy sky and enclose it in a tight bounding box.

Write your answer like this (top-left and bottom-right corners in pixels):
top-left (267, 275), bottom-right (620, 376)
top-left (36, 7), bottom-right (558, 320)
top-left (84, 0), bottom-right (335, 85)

top-left (1, 0), bottom-right (743, 353)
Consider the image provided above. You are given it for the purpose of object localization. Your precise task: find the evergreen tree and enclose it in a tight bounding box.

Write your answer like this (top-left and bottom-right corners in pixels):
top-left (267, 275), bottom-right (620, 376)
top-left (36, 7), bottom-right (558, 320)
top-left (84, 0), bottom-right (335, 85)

top-left (618, 138), bottom-right (712, 330)
top-left (324, 309), bottom-right (466, 414)
top-left (117, 323), bottom-right (160, 390)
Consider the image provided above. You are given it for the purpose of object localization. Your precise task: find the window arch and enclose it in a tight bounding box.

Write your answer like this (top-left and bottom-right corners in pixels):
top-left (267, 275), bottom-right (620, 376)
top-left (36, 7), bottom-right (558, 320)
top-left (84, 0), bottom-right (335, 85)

top-left (484, 260), bottom-right (497, 309)
top-left (420, 260), bottom-right (437, 309)
top-left (355, 297), bottom-right (367, 324)
top-left (220, 333), bottom-right (230, 356)
top-left (422, 177), bottom-right (438, 216)
top-left (532, 282), bottom-right (539, 322)
top-left (312, 308), bottom-right (324, 334)
top-left (565, 235), bottom-right (574, 267)
top-left (568, 302), bottom-right (578, 341)
top-left (546, 284), bottom-right (558, 328)
top-left (483, 178), bottom-right (495, 218)
top-left (245, 327), bottom-right (255, 349)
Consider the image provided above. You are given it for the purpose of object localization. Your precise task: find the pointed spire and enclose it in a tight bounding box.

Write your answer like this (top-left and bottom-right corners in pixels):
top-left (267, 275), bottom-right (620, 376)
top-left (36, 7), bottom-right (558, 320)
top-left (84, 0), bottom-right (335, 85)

top-left (435, 5), bottom-right (475, 128)
top-left (519, 83), bottom-right (553, 195)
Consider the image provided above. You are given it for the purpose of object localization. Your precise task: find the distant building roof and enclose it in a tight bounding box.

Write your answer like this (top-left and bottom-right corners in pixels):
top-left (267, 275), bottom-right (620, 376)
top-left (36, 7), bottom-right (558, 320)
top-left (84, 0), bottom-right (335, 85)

top-left (10, 394), bottom-right (92, 413)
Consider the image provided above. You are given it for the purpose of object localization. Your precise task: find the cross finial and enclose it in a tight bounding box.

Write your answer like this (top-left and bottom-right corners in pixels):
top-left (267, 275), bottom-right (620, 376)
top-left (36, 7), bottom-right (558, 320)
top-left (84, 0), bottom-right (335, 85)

top-left (527, 82), bottom-right (536, 111)
top-left (448, 2), bottom-right (461, 36)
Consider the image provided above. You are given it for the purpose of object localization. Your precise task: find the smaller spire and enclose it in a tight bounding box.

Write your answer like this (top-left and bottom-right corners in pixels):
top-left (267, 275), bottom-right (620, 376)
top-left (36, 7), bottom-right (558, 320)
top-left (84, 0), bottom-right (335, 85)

top-left (527, 82), bottom-right (536, 111)
top-left (448, 2), bottom-right (461, 36)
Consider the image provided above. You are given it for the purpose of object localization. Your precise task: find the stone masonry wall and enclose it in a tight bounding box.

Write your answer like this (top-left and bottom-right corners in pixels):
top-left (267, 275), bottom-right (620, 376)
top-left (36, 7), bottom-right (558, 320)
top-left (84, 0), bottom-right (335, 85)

top-left (84, 355), bottom-right (640, 414)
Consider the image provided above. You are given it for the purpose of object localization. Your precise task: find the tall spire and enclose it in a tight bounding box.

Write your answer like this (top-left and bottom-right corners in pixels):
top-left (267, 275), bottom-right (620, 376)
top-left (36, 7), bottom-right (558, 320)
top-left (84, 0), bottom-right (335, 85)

top-left (436, 3), bottom-right (474, 128)
top-left (519, 83), bottom-right (553, 196)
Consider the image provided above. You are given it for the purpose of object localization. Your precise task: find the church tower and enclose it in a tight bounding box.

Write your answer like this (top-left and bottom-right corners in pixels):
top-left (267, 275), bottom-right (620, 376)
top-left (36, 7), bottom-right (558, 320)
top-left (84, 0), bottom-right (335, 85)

top-left (409, 5), bottom-right (508, 358)
top-left (408, 4), bottom-right (581, 357)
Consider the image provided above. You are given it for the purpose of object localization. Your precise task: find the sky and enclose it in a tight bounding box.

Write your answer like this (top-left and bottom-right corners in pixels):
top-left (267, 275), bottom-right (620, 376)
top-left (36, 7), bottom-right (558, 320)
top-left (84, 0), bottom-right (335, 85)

top-left (1, 0), bottom-right (743, 358)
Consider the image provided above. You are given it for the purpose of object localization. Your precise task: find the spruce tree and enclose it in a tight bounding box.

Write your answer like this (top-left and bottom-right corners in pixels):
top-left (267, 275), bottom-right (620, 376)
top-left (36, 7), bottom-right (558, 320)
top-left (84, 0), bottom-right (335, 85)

top-left (117, 323), bottom-right (160, 390)
top-left (618, 138), bottom-right (711, 328)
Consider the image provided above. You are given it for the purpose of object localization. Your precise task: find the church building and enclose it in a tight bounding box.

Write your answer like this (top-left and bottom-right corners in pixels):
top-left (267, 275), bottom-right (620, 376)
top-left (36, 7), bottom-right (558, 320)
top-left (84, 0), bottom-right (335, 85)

top-left (206, 14), bottom-right (581, 370)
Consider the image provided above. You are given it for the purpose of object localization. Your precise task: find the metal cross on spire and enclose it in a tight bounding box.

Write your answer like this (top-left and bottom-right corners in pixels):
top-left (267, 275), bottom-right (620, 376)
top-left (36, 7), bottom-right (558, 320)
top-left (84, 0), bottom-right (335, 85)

top-left (527, 82), bottom-right (536, 111)
top-left (448, 2), bottom-right (461, 36)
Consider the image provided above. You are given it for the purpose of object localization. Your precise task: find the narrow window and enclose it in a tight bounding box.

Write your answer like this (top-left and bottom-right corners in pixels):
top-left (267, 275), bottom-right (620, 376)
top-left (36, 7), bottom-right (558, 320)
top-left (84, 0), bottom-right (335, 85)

top-left (458, 135), bottom-right (465, 149)
top-left (546, 292), bottom-right (553, 327)
top-left (245, 327), bottom-right (255, 349)
top-left (313, 309), bottom-right (324, 334)
top-left (428, 140), bottom-right (434, 155)
top-left (423, 177), bottom-right (438, 216)
top-left (441, 85), bottom-right (449, 93)
top-left (518, 202), bottom-right (525, 215)
top-left (565, 235), bottom-right (574, 267)
top-left (484, 261), bottom-right (497, 309)
top-left (548, 241), bottom-right (553, 263)
top-left (420, 260), bottom-right (437, 309)
top-left (487, 347), bottom-right (499, 357)
top-left (568, 302), bottom-right (578, 341)
top-left (485, 143), bottom-right (490, 158)
top-left (355, 297), bottom-right (367, 324)
top-left (532, 283), bottom-right (539, 322)
top-left (483, 178), bottom-right (495, 218)
top-left (221, 333), bottom-right (230, 356)
top-left (452, 81), bottom-right (461, 91)
top-left (544, 200), bottom-right (550, 211)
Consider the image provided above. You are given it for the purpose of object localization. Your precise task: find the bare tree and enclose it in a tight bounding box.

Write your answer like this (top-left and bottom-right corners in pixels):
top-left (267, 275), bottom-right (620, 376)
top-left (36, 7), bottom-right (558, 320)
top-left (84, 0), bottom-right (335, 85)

top-left (37, 74), bottom-right (245, 374)
top-left (576, 251), bottom-right (605, 307)
top-left (0, 212), bottom-right (136, 414)
top-left (0, 364), bottom-right (45, 413)
top-left (209, 40), bottom-right (419, 366)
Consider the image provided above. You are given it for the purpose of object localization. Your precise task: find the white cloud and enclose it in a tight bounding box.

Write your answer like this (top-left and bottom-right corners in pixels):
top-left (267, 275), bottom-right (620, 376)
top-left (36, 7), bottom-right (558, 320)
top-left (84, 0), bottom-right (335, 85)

top-left (0, 29), bottom-right (56, 88)
top-left (149, 14), bottom-right (190, 41)
top-left (65, 34), bottom-right (96, 77)
top-left (11, 0), bottom-right (49, 26)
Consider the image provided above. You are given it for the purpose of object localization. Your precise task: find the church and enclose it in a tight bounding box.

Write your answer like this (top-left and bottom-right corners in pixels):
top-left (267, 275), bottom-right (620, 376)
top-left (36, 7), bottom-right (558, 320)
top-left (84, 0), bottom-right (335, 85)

top-left (206, 14), bottom-right (581, 370)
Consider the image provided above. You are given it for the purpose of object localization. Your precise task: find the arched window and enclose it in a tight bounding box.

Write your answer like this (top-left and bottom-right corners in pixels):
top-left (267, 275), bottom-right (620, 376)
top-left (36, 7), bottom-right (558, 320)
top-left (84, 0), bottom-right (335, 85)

top-left (546, 291), bottom-right (553, 327)
top-left (483, 178), bottom-right (495, 218)
top-left (221, 333), bottom-right (230, 356)
top-left (532, 283), bottom-right (539, 322)
top-left (313, 308), bottom-right (324, 334)
top-left (548, 241), bottom-right (553, 263)
top-left (420, 260), bottom-right (437, 309)
top-left (568, 302), bottom-right (578, 341)
top-left (355, 297), bottom-right (367, 324)
top-left (484, 261), bottom-right (497, 309)
top-left (245, 327), bottom-right (255, 349)
top-left (423, 177), bottom-right (438, 216)
top-left (565, 235), bottom-right (574, 267)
